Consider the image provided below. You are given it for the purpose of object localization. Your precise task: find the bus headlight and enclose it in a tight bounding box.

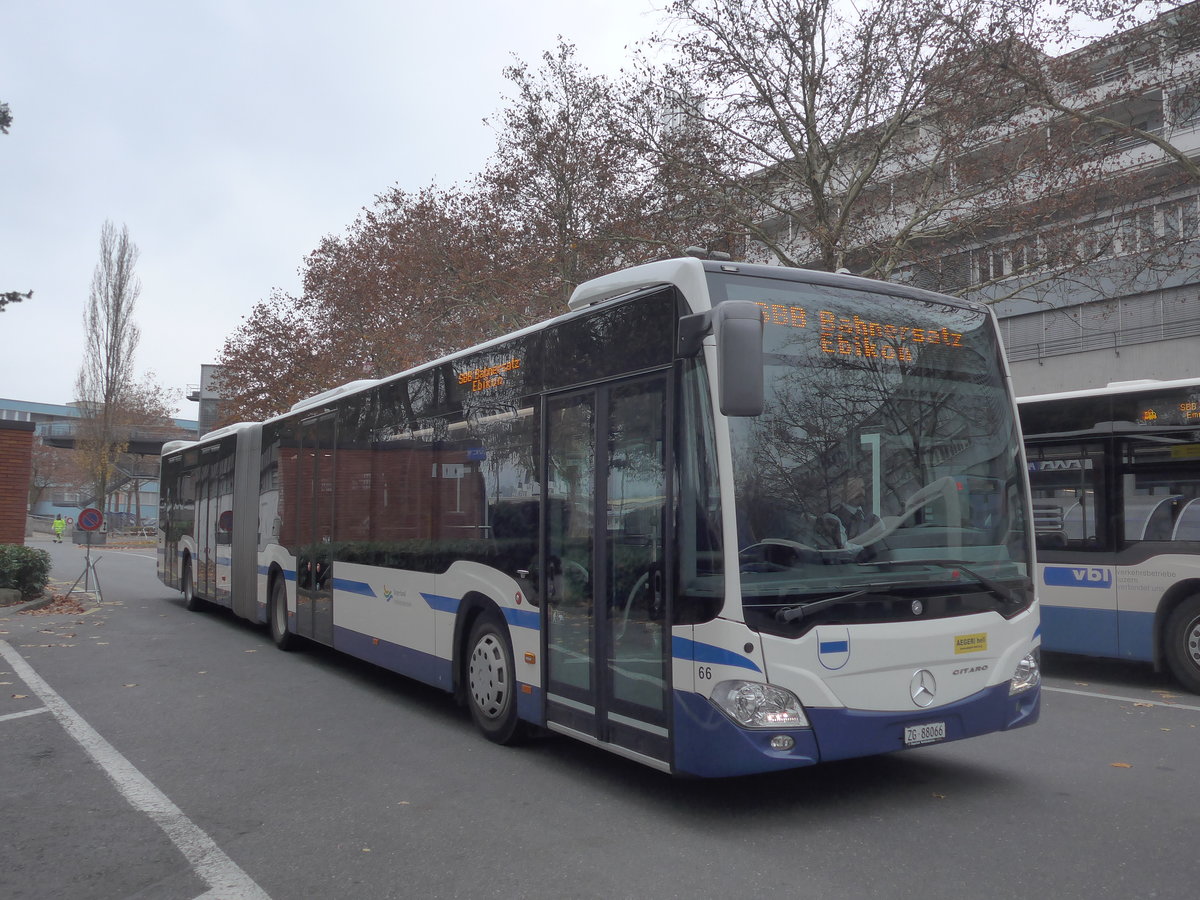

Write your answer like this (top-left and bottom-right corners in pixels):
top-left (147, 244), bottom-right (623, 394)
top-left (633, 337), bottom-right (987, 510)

top-left (1009, 649), bottom-right (1041, 695)
top-left (710, 680), bottom-right (809, 729)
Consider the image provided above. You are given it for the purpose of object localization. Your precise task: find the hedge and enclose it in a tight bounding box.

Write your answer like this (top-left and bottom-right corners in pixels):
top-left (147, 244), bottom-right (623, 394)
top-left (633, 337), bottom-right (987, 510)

top-left (0, 544), bottom-right (52, 599)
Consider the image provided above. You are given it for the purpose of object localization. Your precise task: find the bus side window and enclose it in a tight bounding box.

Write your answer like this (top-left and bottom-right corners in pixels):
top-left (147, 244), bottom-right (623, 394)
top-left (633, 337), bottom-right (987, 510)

top-left (1027, 441), bottom-right (1105, 552)
top-left (1121, 438), bottom-right (1200, 546)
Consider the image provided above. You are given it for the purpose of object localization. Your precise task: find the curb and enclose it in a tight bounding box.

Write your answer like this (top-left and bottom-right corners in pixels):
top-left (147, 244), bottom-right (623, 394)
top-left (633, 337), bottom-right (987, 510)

top-left (0, 595), bottom-right (55, 613)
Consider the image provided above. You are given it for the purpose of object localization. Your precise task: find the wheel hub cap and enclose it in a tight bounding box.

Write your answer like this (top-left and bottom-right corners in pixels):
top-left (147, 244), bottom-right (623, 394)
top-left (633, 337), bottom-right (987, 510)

top-left (469, 634), bottom-right (508, 719)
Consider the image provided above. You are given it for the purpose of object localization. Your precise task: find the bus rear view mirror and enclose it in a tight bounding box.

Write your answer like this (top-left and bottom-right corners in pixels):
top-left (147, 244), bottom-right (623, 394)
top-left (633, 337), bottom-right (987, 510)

top-left (713, 301), bottom-right (764, 417)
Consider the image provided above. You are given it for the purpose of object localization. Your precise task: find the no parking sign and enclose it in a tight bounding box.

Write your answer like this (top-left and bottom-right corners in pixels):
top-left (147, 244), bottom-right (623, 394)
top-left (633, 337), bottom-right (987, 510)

top-left (78, 507), bottom-right (104, 532)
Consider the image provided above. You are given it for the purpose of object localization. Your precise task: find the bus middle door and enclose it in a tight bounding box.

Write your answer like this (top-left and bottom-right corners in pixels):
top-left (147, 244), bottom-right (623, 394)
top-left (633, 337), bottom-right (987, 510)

top-left (296, 412), bottom-right (336, 646)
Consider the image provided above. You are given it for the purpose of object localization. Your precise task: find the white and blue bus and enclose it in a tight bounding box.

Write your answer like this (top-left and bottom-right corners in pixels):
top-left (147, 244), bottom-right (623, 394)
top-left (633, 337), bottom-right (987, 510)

top-left (1020, 377), bottom-right (1200, 693)
top-left (158, 257), bottom-right (1040, 777)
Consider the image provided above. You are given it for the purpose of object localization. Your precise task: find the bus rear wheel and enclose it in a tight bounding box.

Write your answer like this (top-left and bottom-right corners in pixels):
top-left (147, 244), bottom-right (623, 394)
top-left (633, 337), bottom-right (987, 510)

top-left (183, 561), bottom-right (204, 612)
top-left (270, 577), bottom-right (296, 651)
top-left (465, 609), bottom-right (522, 744)
top-left (1164, 595), bottom-right (1200, 695)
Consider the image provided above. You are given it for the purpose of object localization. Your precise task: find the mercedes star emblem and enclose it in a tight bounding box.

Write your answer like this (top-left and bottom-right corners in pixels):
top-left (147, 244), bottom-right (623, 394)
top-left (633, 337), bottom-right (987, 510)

top-left (910, 669), bottom-right (937, 708)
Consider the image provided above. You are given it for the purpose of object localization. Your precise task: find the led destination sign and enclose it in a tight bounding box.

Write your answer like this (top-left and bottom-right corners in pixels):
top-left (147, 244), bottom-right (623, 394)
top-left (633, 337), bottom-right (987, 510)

top-left (1138, 392), bottom-right (1200, 427)
top-left (754, 302), bottom-right (966, 362)
top-left (458, 357), bottom-right (522, 393)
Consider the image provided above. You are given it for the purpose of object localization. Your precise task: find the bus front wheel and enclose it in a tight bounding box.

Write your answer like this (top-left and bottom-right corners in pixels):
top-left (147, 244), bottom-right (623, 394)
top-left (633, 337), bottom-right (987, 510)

top-left (465, 609), bottom-right (522, 744)
top-left (1164, 595), bottom-right (1200, 694)
top-left (270, 577), bottom-right (296, 651)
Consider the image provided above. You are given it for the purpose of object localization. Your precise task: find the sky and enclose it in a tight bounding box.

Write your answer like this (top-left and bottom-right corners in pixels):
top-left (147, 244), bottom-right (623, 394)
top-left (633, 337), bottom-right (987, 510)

top-left (1, 0), bottom-right (664, 417)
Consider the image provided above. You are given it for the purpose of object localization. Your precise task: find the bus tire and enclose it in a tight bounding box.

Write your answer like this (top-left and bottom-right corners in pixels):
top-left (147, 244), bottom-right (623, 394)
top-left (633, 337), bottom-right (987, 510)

top-left (183, 561), bottom-right (204, 612)
top-left (465, 609), bottom-right (522, 744)
top-left (1164, 595), bottom-right (1200, 694)
top-left (270, 576), bottom-right (296, 651)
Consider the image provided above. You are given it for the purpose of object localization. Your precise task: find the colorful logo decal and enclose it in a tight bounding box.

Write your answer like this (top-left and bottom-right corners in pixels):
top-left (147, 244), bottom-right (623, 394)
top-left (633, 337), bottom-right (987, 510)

top-left (383, 586), bottom-right (394, 603)
top-left (1043, 566), bottom-right (1114, 589)
top-left (816, 626), bottom-right (850, 670)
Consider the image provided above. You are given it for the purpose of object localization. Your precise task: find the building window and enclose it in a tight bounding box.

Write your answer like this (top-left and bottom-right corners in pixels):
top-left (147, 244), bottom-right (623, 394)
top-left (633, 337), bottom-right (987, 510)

top-left (1170, 81), bottom-right (1200, 129)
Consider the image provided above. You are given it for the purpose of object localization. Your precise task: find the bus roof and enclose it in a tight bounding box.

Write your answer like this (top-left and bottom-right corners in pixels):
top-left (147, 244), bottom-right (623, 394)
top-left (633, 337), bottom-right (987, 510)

top-left (1018, 377), bottom-right (1200, 405)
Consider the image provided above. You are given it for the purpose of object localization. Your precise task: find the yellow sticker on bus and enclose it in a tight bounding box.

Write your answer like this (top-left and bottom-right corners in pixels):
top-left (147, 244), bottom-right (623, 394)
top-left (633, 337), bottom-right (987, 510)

top-left (954, 633), bottom-right (988, 654)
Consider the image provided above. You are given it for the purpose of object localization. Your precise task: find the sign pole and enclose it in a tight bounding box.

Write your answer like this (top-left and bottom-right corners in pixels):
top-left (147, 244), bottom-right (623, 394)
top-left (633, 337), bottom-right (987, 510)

top-left (68, 507), bottom-right (106, 601)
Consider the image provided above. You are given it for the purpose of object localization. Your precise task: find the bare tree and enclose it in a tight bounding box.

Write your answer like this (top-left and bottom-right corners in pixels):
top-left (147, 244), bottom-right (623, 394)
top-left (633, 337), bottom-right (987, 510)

top-left (213, 185), bottom-right (551, 424)
top-left (483, 40), bottom-right (669, 300)
top-left (75, 220), bottom-right (142, 517)
top-left (1, 100), bottom-right (34, 312)
top-left (941, 0), bottom-right (1200, 299)
top-left (622, 0), bottom-right (1188, 296)
top-left (625, 0), bottom-right (1019, 273)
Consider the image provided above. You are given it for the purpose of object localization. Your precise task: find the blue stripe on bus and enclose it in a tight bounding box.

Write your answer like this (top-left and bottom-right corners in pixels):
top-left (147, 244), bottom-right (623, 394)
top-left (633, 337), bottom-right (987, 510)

top-left (671, 679), bottom-right (1041, 777)
top-left (1040, 605), bottom-right (1118, 657)
top-left (1117, 609), bottom-right (1156, 662)
top-left (1036, 602), bottom-right (1156, 657)
top-left (333, 626), bottom-right (453, 689)
top-left (819, 640), bottom-right (849, 654)
top-left (503, 607), bottom-right (540, 630)
top-left (331, 625), bottom-right (542, 720)
top-left (332, 578), bottom-right (376, 597)
top-left (421, 592), bottom-right (462, 614)
top-left (672, 637), bottom-right (761, 673)
top-left (256, 566), bottom-right (297, 582)
top-left (1037, 603), bottom-right (1157, 660)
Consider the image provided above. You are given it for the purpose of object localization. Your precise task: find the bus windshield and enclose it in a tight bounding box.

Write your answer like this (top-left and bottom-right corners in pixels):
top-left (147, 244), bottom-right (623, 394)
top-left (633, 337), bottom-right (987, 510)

top-left (709, 272), bottom-right (1031, 634)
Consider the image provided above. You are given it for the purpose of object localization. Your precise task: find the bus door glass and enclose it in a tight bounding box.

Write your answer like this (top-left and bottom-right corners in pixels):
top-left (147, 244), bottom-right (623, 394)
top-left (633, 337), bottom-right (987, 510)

top-left (1026, 440), bottom-right (1115, 656)
top-left (296, 413), bottom-right (337, 645)
top-left (1116, 436), bottom-right (1200, 660)
top-left (544, 374), bottom-right (670, 762)
top-left (196, 450), bottom-right (215, 597)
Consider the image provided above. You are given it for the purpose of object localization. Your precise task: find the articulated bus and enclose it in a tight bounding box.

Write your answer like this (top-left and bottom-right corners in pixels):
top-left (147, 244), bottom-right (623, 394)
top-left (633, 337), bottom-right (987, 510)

top-left (1020, 377), bottom-right (1200, 693)
top-left (158, 257), bottom-right (1040, 777)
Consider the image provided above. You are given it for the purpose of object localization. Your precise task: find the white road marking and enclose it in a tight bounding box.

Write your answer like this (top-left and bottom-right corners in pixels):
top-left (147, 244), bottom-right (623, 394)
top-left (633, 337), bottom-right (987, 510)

top-left (1043, 684), bottom-right (1200, 712)
top-left (0, 706), bottom-right (51, 723)
top-left (0, 640), bottom-right (271, 899)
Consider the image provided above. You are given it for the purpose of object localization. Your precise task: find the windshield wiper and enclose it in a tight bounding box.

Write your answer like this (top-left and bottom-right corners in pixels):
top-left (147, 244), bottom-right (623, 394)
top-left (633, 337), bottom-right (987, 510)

top-left (870, 560), bottom-right (1027, 608)
top-left (775, 589), bottom-right (869, 624)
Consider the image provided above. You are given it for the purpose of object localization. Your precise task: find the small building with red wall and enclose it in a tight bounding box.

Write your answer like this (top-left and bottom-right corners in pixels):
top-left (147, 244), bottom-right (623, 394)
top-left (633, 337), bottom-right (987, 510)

top-left (0, 420), bottom-right (36, 545)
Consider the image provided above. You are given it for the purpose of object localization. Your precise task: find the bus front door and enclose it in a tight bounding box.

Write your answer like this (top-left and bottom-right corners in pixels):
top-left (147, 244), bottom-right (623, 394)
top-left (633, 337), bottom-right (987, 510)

top-left (544, 375), bottom-right (671, 766)
top-left (296, 412), bottom-right (336, 646)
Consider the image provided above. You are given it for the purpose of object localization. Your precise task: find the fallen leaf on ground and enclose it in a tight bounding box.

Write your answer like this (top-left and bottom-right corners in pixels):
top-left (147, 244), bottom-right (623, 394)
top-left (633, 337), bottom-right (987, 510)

top-left (18, 595), bottom-right (91, 616)
top-left (1111, 762), bottom-right (1133, 768)
top-left (11, 694), bottom-right (28, 699)
top-left (123, 683), bottom-right (138, 688)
